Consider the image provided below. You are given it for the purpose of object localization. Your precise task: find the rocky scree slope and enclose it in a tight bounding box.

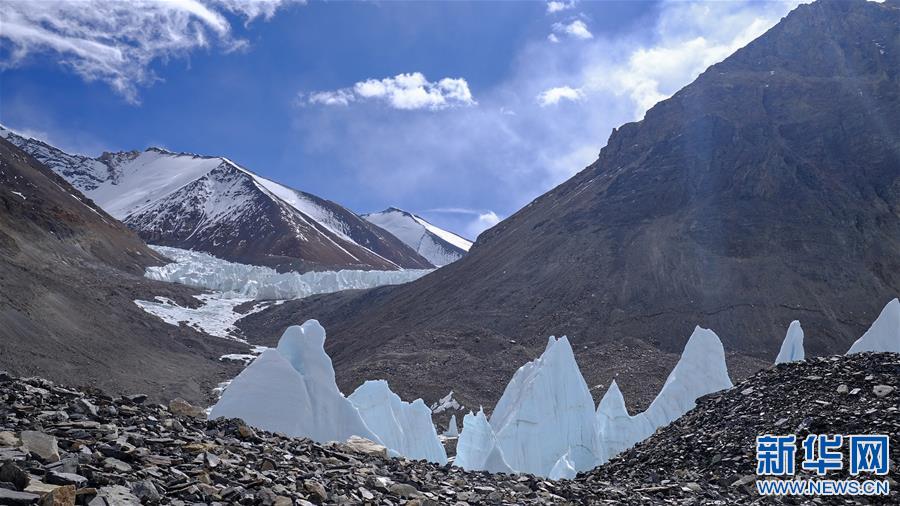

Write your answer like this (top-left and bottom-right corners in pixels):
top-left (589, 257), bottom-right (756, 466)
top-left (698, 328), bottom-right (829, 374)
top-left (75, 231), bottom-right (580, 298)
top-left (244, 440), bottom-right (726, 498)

top-left (0, 138), bottom-right (244, 404)
top-left (238, 0), bottom-right (900, 412)
top-left (0, 127), bottom-right (432, 273)
top-left (574, 352), bottom-right (900, 504)
top-left (0, 354), bottom-right (896, 505)
top-left (0, 372), bottom-right (653, 506)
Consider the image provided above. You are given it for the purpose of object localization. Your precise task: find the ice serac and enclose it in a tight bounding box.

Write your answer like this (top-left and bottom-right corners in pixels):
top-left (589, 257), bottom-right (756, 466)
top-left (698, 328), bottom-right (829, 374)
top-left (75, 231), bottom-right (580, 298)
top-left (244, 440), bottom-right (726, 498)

top-left (348, 380), bottom-right (447, 464)
top-left (643, 327), bottom-right (733, 429)
top-left (454, 409), bottom-right (513, 474)
top-left (775, 320), bottom-right (805, 364)
top-left (488, 336), bottom-right (599, 477)
top-left (847, 298), bottom-right (900, 354)
top-left (209, 321), bottom-right (381, 444)
top-left (594, 327), bottom-right (733, 466)
top-left (593, 380), bottom-right (654, 465)
top-left (444, 415), bottom-right (459, 437)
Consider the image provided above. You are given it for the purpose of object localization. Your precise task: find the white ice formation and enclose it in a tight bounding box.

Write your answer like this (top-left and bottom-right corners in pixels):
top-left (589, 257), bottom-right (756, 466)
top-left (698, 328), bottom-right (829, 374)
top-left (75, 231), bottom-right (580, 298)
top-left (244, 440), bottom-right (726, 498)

top-left (444, 414), bottom-right (459, 437)
top-left (209, 320), bottom-right (446, 463)
top-left (455, 326), bottom-right (733, 477)
top-left (348, 380), bottom-right (448, 464)
top-left (775, 320), bottom-right (805, 364)
top-left (489, 336), bottom-right (599, 476)
top-left (146, 246), bottom-right (431, 300)
top-left (454, 409), bottom-right (513, 474)
top-left (847, 298), bottom-right (900, 354)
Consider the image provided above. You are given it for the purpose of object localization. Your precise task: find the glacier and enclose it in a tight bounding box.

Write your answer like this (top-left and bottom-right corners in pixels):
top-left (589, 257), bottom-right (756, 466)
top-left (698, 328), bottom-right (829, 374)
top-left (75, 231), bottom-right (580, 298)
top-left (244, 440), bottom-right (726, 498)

top-left (775, 320), bottom-right (805, 364)
top-left (348, 380), bottom-right (448, 464)
top-left (847, 298), bottom-right (900, 354)
top-left (145, 246), bottom-right (430, 300)
top-left (209, 320), bottom-right (447, 464)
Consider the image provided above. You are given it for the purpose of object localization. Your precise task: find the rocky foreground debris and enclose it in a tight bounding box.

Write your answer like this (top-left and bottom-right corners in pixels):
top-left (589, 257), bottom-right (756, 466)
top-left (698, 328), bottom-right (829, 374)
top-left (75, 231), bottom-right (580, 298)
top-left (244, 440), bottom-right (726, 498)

top-left (0, 353), bottom-right (897, 505)
top-left (574, 352), bottom-right (900, 504)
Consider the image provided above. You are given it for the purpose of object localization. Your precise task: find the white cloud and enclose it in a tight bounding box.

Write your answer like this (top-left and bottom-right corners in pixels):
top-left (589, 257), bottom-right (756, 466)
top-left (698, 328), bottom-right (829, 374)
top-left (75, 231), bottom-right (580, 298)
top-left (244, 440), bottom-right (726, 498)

top-left (289, 1), bottom-right (805, 227)
top-left (547, 33), bottom-right (560, 43)
top-left (537, 86), bottom-right (584, 106)
top-left (303, 72), bottom-right (476, 111)
top-left (546, 1), bottom-right (576, 15)
top-left (425, 208), bottom-right (501, 239)
top-left (0, 0), bottom-right (304, 103)
top-left (467, 211), bottom-right (501, 238)
top-left (552, 19), bottom-right (593, 40)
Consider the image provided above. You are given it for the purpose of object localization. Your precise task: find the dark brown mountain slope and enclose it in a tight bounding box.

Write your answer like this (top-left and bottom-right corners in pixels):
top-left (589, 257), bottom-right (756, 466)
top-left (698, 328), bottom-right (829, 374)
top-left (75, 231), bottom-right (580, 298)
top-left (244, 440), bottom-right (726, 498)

top-left (239, 0), bottom-right (900, 411)
top-left (0, 138), bottom-right (244, 404)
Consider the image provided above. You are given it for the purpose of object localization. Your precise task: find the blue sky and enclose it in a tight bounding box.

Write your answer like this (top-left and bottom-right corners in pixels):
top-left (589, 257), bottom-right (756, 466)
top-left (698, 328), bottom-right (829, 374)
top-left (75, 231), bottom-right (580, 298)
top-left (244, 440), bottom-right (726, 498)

top-left (0, 0), bottom-right (802, 239)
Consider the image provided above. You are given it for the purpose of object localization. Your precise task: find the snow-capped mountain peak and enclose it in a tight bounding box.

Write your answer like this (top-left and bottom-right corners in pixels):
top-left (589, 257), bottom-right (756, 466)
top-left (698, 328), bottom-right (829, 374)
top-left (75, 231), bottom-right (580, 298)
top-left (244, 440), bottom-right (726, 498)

top-left (363, 207), bottom-right (472, 266)
top-left (0, 125), bottom-right (433, 272)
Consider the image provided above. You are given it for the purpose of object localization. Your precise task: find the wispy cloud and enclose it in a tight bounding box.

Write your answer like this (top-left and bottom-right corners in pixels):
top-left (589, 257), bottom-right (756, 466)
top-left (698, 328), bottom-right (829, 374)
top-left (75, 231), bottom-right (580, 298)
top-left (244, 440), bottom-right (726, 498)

top-left (546, 1), bottom-right (576, 15)
top-left (302, 73), bottom-right (477, 111)
top-left (424, 208), bottom-right (501, 239)
top-left (0, 0), bottom-right (304, 103)
top-left (551, 19), bottom-right (593, 40)
top-left (537, 86), bottom-right (583, 106)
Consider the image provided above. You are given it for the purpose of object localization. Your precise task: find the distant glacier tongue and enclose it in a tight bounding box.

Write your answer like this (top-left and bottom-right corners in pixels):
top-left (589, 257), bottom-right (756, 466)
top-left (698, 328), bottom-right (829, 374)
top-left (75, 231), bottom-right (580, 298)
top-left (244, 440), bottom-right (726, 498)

top-left (145, 246), bottom-right (431, 300)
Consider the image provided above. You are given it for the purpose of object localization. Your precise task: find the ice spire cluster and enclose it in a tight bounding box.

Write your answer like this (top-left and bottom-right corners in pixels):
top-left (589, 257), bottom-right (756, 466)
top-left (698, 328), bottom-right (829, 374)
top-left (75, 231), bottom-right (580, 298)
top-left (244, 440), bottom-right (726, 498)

top-left (455, 327), bottom-right (734, 478)
top-left (209, 320), bottom-right (446, 464)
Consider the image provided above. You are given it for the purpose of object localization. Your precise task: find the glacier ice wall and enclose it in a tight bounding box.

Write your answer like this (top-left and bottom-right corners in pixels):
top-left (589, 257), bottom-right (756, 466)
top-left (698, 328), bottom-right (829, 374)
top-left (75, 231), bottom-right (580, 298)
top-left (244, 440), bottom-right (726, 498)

top-left (210, 320), bottom-right (446, 463)
top-left (775, 320), bottom-right (805, 364)
top-left (847, 298), bottom-right (900, 354)
top-left (348, 380), bottom-right (447, 464)
top-left (145, 246), bottom-right (431, 300)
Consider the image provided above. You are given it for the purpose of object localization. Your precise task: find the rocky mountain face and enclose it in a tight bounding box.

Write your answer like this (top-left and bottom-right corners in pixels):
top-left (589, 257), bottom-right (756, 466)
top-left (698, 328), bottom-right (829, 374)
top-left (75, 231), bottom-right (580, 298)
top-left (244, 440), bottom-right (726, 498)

top-left (0, 138), bottom-right (244, 404)
top-left (363, 208), bottom-right (472, 266)
top-left (238, 0), bottom-right (900, 411)
top-left (0, 128), bottom-right (433, 273)
top-left (1, 354), bottom-right (894, 504)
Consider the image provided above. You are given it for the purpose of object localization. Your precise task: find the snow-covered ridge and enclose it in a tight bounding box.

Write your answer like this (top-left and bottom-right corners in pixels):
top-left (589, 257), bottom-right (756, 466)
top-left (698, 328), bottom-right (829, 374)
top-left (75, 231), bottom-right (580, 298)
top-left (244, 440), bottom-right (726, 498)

top-left (364, 207), bottom-right (472, 266)
top-left (145, 246), bottom-right (431, 300)
top-left (0, 125), bottom-right (432, 272)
